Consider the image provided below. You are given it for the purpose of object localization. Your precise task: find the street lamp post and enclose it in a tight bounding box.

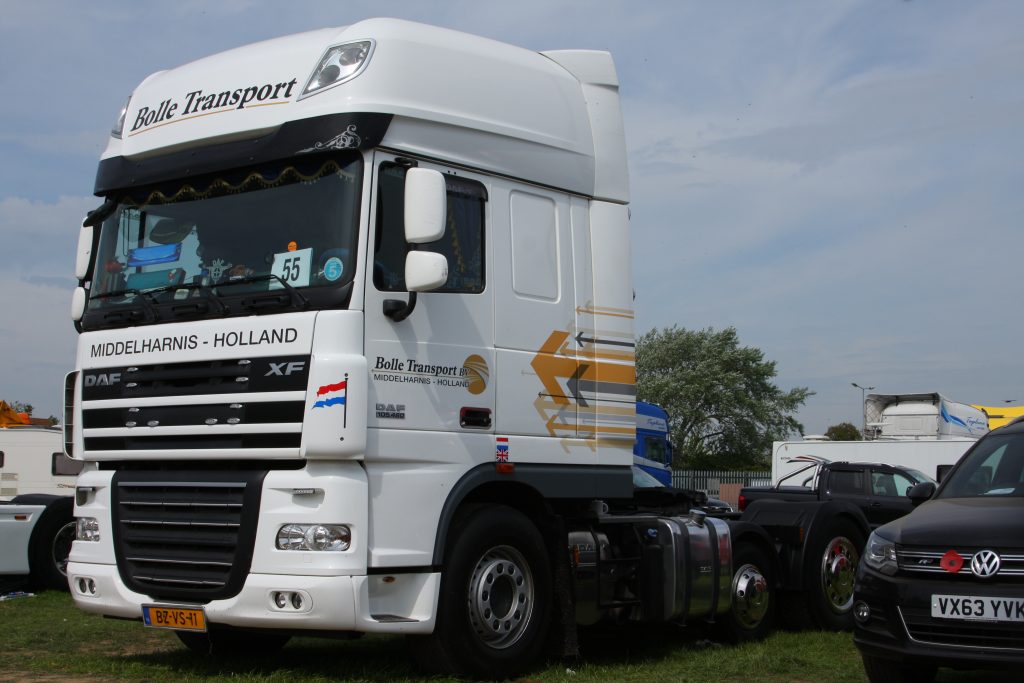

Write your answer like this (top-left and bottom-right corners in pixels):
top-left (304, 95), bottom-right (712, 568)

top-left (852, 382), bottom-right (875, 438)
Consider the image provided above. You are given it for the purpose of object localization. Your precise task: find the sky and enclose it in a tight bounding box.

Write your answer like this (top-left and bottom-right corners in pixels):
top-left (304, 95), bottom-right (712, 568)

top-left (1, 0), bottom-right (1022, 435)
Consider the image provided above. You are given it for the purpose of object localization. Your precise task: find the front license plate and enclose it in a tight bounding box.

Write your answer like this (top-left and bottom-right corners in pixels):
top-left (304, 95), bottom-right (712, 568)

top-left (142, 604), bottom-right (207, 631)
top-left (931, 594), bottom-right (1024, 622)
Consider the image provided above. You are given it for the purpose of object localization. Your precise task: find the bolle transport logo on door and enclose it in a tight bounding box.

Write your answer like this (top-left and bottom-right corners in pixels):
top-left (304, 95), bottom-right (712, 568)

top-left (371, 355), bottom-right (489, 394)
top-left (462, 355), bottom-right (489, 395)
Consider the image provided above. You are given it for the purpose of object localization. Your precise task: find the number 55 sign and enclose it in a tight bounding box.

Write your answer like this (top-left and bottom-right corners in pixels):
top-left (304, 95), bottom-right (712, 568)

top-left (271, 247), bottom-right (312, 288)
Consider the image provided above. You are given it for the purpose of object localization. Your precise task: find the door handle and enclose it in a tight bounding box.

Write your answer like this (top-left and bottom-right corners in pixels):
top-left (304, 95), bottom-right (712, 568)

top-left (460, 407), bottom-right (492, 429)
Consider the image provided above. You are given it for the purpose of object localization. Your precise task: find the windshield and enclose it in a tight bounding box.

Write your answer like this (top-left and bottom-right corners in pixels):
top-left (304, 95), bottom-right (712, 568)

top-left (632, 466), bottom-right (666, 489)
top-left (938, 432), bottom-right (1024, 498)
top-left (903, 468), bottom-right (935, 485)
top-left (83, 154), bottom-right (361, 328)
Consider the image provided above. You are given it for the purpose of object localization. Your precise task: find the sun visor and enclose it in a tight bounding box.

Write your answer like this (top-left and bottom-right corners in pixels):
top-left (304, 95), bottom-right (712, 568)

top-left (94, 112), bottom-right (392, 195)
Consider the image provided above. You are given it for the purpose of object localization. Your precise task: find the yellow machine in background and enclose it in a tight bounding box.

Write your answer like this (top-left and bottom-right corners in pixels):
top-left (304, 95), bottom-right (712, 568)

top-left (972, 404), bottom-right (1024, 429)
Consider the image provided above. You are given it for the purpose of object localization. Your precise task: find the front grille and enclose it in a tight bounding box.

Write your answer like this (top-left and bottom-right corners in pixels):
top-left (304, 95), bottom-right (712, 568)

top-left (82, 356), bottom-right (309, 401)
top-left (900, 605), bottom-right (1024, 650)
top-left (897, 546), bottom-right (1024, 579)
top-left (80, 355), bottom-right (309, 459)
top-left (112, 470), bottom-right (266, 601)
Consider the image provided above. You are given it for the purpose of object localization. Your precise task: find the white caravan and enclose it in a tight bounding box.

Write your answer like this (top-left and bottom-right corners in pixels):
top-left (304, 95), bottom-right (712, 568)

top-left (66, 19), bottom-right (874, 676)
top-left (0, 426), bottom-right (79, 588)
top-left (773, 393), bottom-right (988, 483)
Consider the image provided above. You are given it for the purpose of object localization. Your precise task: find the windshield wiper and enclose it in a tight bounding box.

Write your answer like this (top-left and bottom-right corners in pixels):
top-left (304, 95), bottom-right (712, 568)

top-left (215, 274), bottom-right (309, 312)
top-left (90, 288), bottom-right (159, 323)
top-left (137, 282), bottom-right (229, 317)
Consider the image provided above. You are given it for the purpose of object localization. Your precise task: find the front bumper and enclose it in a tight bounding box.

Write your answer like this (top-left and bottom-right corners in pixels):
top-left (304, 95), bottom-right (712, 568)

top-left (854, 565), bottom-right (1024, 669)
top-left (69, 560), bottom-right (439, 634)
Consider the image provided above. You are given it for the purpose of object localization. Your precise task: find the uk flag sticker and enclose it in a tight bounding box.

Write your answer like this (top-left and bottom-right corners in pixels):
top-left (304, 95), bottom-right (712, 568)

top-left (496, 437), bottom-right (509, 462)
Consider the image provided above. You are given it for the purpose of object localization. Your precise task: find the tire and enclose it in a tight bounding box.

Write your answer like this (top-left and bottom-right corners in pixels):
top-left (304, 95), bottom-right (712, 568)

top-left (718, 542), bottom-right (775, 642)
top-left (861, 653), bottom-right (937, 683)
top-left (28, 498), bottom-right (75, 592)
top-left (407, 505), bottom-right (552, 679)
top-left (176, 628), bottom-right (291, 656)
top-left (805, 519), bottom-right (864, 630)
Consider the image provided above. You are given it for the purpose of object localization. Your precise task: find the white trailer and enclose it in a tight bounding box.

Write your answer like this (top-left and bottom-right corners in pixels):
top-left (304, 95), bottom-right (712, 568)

top-left (864, 393), bottom-right (988, 440)
top-left (0, 427), bottom-right (80, 589)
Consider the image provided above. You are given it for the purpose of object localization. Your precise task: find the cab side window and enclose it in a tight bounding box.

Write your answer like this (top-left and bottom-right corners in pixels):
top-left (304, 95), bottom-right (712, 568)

top-left (644, 436), bottom-right (667, 465)
top-left (374, 163), bottom-right (486, 293)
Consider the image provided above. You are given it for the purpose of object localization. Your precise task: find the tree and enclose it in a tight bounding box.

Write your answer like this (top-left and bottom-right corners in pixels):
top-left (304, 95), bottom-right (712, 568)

top-left (6, 400), bottom-right (33, 415)
top-left (635, 325), bottom-right (812, 469)
top-left (0, 400), bottom-right (57, 425)
top-left (825, 422), bottom-right (862, 441)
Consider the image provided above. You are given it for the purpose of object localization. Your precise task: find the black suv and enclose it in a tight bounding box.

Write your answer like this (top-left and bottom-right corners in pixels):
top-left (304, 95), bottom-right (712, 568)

top-left (854, 419), bottom-right (1024, 682)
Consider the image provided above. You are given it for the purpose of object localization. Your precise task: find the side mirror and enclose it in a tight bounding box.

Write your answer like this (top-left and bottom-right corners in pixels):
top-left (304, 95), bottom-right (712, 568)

top-left (404, 168), bottom-right (446, 243)
top-left (907, 481), bottom-right (936, 507)
top-left (71, 287), bottom-right (86, 321)
top-left (75, 225), bottom-right (94, 280)
top-left (405, 251), bottom-right (448, 292)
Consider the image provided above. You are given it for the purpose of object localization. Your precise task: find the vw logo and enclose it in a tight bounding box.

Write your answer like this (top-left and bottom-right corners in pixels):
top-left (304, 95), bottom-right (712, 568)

top-left (970, 549), bottom-right (1001, 578)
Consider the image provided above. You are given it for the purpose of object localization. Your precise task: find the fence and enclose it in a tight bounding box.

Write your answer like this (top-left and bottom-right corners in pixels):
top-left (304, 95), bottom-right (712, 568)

top-left (671, 469), bottom-right (771, 506)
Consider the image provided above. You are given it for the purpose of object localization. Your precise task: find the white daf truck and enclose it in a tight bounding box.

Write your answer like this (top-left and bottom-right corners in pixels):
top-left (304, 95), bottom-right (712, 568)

top-left (65, 19), bottom-right (870, 677)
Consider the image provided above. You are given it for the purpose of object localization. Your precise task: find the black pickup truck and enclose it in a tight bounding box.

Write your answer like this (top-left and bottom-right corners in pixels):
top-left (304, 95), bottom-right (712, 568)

top-left (854, 418), bottom-right (1024, 682)
top-left (739, 456), bottom-right (935, 528)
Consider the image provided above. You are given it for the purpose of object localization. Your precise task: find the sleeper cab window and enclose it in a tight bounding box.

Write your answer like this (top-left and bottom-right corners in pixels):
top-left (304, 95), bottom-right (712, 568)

top-left (373, 163), bottom-right (486, 294)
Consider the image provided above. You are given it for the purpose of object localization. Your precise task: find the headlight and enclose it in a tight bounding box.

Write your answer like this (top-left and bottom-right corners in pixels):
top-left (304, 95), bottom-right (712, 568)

top-left (76, 517), bottom-right (100, 542)
top-left (863, 530), bottom-right (898, 575)
top-left (111, 95), bottom-right (132, 138)
top-left (299, 41), bottom-right (374, 100)
top-left (275, 523), bottom-right (351, 551)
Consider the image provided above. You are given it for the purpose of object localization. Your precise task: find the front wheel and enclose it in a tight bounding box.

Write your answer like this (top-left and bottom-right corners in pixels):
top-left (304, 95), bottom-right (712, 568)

top-left (718, 543), bottom-right (775, 642)
top-left (408, 505), bottom-right (551, 679)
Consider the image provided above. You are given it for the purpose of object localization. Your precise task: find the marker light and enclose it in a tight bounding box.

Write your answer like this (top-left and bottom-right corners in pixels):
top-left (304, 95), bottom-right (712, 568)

top-left (299, 41), bottom-right (374, 100)
top-left (77, 517), bottom-right (100, 542)
top-left (111, 95), bottom-right (132, 138)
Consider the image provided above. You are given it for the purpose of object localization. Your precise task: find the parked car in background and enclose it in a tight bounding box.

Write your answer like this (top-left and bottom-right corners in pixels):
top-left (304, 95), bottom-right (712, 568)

top-left (739, 456), bottom-right (935, 528)
top-left (854, 418), bottom-right (1024, 682)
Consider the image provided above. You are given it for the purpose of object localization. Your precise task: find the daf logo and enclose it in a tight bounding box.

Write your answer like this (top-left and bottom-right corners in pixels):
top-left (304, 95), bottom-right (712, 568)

top-left (84, 372), bottom-right (122, 387)
top-left (265, 361), bottom-right (306, 376)
top-left (970, 549), bottom-right (1001, 578)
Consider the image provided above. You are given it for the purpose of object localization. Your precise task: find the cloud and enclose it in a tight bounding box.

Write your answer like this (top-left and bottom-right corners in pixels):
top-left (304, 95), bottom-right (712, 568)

top-left (0, 196), bottom-right (91, 418)
top-left (0, 196), bottom-right (94, 276)
top-left (0, 273), bottom-right (77, 420)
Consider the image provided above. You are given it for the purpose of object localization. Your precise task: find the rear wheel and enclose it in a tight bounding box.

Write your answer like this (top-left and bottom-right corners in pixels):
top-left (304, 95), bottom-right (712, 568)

top-left (719, 543), bottom-right (775, 642)
top-left (407, 505), bottom-right (551, 679)
top-left (806, 519), bottom-right (864, 630)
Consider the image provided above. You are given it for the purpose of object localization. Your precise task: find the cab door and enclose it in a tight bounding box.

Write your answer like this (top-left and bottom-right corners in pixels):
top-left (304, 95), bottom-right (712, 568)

top-left (363, 155), bottom-right (494, 435)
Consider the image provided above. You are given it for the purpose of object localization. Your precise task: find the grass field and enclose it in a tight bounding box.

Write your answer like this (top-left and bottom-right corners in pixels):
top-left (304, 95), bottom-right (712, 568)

top-left (0, 591), bottom-right (996, 682)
